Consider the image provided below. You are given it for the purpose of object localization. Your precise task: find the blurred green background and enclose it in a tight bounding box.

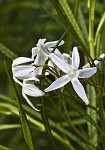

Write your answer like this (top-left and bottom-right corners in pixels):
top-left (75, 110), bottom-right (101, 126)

top-left (0, 0), bottom-right (105, 149)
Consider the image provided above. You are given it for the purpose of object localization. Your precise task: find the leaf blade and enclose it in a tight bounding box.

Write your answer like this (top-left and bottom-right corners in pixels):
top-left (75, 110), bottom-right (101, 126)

top-left (52, 0), bottom-right (89, 54)
top-left (4, 61), bottom-right (35, 150)
top-left (0, 43), bottom-right (17, 60)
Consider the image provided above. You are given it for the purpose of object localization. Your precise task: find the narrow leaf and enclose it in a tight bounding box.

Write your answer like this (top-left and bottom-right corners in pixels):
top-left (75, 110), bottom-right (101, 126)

top-left (0, 43), bottom-right (17, 60)
top-left (4, 61), bottom-right (35, 150)
top-left (64, 93), bottom-right (102, 133)
top-left (95, 12), bottom-right (105, 46)
top-left (0, 102), bottom-right (75, 150)
top-left (0, 124), bottom-right (20, 130)
top-left (52, 0), bottom-right (89, 54)
top-left (0, 145), bottom-right (11, 150)
top-left (40, 98), bottom-right (57, 149)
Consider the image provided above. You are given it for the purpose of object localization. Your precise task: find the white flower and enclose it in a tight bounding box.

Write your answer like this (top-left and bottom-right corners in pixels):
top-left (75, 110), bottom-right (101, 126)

top-left (12, 57), bottom-right (35, 85)
top-left (45, 47), bottom-right (97, 105)
top-left (22, 77), bottom-right (45, 111)
top-left (32, 39), bottom-right (64, 75)
top-left (12, 57), bottom-right (45, 111)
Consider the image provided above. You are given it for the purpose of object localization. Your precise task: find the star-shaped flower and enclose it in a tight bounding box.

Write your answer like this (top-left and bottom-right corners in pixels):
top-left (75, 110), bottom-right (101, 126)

top-left (45, 47), bottom-right (97, 105)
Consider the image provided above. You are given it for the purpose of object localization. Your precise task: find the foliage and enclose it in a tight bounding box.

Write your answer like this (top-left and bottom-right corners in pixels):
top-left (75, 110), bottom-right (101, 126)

top-left (0, 0), bottom-right (105, 150)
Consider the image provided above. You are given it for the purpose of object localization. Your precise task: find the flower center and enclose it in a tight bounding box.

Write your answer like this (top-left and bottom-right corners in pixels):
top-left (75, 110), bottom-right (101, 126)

top-left (68, 68), bottom-right (77, 79)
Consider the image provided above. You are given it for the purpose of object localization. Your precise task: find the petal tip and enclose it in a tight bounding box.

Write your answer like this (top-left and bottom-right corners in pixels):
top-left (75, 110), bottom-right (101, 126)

top-left (86, 100), bottom-right (89, 105)
top-left (44, 88), bottom-right (49, 93)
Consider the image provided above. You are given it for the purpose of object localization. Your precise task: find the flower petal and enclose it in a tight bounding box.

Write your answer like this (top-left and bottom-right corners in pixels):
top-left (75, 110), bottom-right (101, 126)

top-left (22, 92), bottom-right (40, 111)
top-left (82, 63), bottom-right (90, 68)
top-left (45, 40), bottom-right (64, 48)
top-left (34, 67), bottom-right (43, 76)
top-left (72, 47), bottom-right (80, 69)
top-left (34, 54), bottom-right (44, 64)
top-left (13, 65), bottom-right (35, 79)
top-left (13, 77), bottom-right (23, 86)
top-left (34, 54), bottom-right (45, 75)
top-left (78, 67), bottom-right (97, 78)
top-left (12, 57), bottom-right (33, 67)
top-left (23, 81), bottom-right (44, 97)
top-left (94, 60), bottom-right (99, 66)
top-left (37, 39), bottom-right (46, 47)
top-left (62, 53), bottom-right (72, 64)
top-left (71, 78), bottom-right (89, 105)
top-left (49, 53), bottom-right (70, 73)
top-left (54, 49), bottom-right (62, 57)
top-left (25, 76), bottom-right (39, 82)
top-left (94, 53), bottom-right (105, 66)
top-left (58, 40), bottom-right (64, 46)
top-left (44, 75), bottom-right (70, 92)
top-left (31, 47), bottom-right (38, 59)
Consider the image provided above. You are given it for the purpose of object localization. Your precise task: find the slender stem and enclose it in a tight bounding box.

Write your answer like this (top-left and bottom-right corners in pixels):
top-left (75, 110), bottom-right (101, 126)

top-left (62, 98), bottom-right (72, 123)
top-left (87, 0), bottom-right (97, 148)
top-left (52, 28), bottom-right (69, 52)
top-left (88, 0), bottom-right (95, 59)
top-left (87, 85), bottom-right (97, 149)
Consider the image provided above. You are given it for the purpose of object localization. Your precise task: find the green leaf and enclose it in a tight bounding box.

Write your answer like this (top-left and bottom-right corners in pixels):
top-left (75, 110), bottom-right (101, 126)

top-left (0, 145), bottom-right (11, 150)
top-left (50, 119), bottom-right (95, 149)
top-left (40, 98), bottom-right (57, 149)
top-left (4, 61), bottom-right (35, 150)
top-left (88, 0), bottom-right (95, 58)
top-left (64, 94), bottom-right (102, 134)
top-left (0, 93), bottom-right (96, 149)
top-left (87, 86), bottom-right (98, 148)
top-left (52, 0), bottom-right (89, 55)
top-left (0, 102), bottom-right (75, 150)
top-left (100, 25), bottom-right (105, 51)
top-left (0, 94), bottom-right (15, 105)
top-left (0, 124), bottom-right (20, 130)
top-left (78, 6), bottom-right (88, 45)
top-left (0, 43), bottom-right (17, 60)
top-left (95, 12), bottom-right (105, 46)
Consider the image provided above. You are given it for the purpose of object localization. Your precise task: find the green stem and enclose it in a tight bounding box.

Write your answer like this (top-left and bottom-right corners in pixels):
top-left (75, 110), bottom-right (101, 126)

top-left (40, 98), bottom-right (57, 150)
top-left (52, 28), bottom-right (69, 52)
top-left (88, 1), bottom-right (97, 148)
top-left (87, 85), bottom-right (97, 149)
top-left (88, 0), bottom-right (95, 59)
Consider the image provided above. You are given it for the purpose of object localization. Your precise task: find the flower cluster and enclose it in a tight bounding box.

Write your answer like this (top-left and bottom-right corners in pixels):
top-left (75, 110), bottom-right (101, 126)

top-left (12, 38), bottom-right (102, 111)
